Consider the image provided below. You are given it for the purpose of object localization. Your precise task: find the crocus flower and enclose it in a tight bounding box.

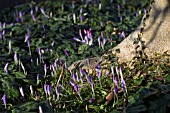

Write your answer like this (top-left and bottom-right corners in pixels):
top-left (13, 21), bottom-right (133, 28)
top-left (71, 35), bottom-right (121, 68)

top-left (73, 13), bottom-right (76, 23)
top-left (4, 62), bottom-right (8, 74)
top-left (95, 64), bottom-right (102, 79)
top-left (80, 8), bottom-right (83, 14)
top-left (110, 37), bottom-right (113, 45)
top-left (120, 15), bottom-right (123, 22)
top-left (98, 36), bottom-right (101, 48)
top-left (72, 2), bottom-right (75, 9)
top-left (88, 98), bottom-right (95, 103)
top-left (136, 12), bottom-right (139, 17)
top-left (31, 14), bottom-right (36, 22)
top-left (44, 83), bottom-right (47, 95)
top-left (144, 9), bottom-right (147, 15)
top-left (64, 50), bottom-right (69, 57)
top-left (56, 86), bottom-right (60, 99)
top-left (67, 14), bottom-right (70, 20)
top-left (80, 15), bottom-right (83, 22)
top-left (91, 82), bottom-right (95, 97)
top-left (69, 81), bottom-right (75, 86)
top-left (111, 66), bottom-right (115, 83)
top-left (2, 94), bottom-right (6, 109)
top-left (72, 73), bottom-right (79, 82)
top-left (40, 7), bottom-right (49, 18)
top-left (8, 40), bottom-right (11, 54)
top-left (117, 4), bottom-right (120, 11)
top-left (20, 62), bottom-right (26, 74)
top-left (30, 85), bottom-right (33, 94)
top-left (35, 6), bottom-right (39, 12)
top-left (37, 74), bottom-right (39, 84)
top-left (19, 87), bottom-right (24, 98)
top-left (44, 64), bottom-right (47, 77)
top-left (73, 84), bottom-right (78, 93)
top-left (100, 32), bottom-right (107, 50)
top-left (119, 31), bottom-right (125, 39)
top-left (39, 106), bottom-right (43, 113)
top-left (51, 41), bottom-right (54, 46)
top-left (47, 85), bottom-right (52, 96)
top-left (114, 85), bottom-right (118, 94)
top-left (14, 51), bottom-right (18, 65)
top-left (119, 67), bottom-right (127, 93)
top-left (79, 29), bottom-right (83, 40)
top-left (69, 81), bottom-right (82, 100)
top-left (19, 12), bottom-right (23, 22)
top-left (99, 3), bottom-right (102, 10)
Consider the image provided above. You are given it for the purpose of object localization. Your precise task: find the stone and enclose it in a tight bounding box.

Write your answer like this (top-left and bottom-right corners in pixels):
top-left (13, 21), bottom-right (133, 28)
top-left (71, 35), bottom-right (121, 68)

top-left (108, 0), bottom-right (170, 63)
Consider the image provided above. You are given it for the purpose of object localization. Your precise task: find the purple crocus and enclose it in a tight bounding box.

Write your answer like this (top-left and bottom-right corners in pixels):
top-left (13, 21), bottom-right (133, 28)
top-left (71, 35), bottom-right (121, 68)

top-left (80, 15), bottom-right (83, 23)
top-left (99, 3), bottom-right (102, 10)
top-left (30, 85), bottom-right (33, 94)
top-left (8, 40), bottom-right (11, 54)
top-left (51, 41), bottom-right (54, 46)
top-left (144, 9), bottom-right (147, 15)
top-left (101, 32), bottom-right (107, 50)
top-left (56, 86), bottom-right (60, 99)
top-left (2, 94), bottom-right (6, 109)
top-left (39, 106), bottom-right (43, 113)
top-left (79, 29), bottom-right (83, 40)
top-left (81, 69), bottom-right (91, 83)
top-left (44, 64), bottom-right (47, 77)
top-left (4, 62), bottom-right (9, 74)
top-left (67, 14), bottom-right (70, 20)
top-left (35, 6), bottom-right (39, 12)
top-left (111, 66), bottom-right (115, 83)
top-left (135, 12), bottom-right (139, 17)
top-left (19, 87), bottom-right (24, 98)
top-left (40, 7), bottom-right (49, 18)
top-left (80, 7), bottom-right (83, 14)
top-left (14, 51), bottom-right (18, 65)
top-left (119, 67), bottom-right (127, 93)
top-left (44, 83), bottom-right (47, 95)
top-left (72, 73), bottom-right (79, 82)
top-left (31, 14), bottom-right (36, 22)
top-left (47, 85), bottom-right (52, 96)
top-left (110, 37), bottom-right (113, 45)
top-left (69, 81), bottom-right (82, 100)
top-left (119, 31), bottom-right (125, 39)
top-left (72, 2), bottom-right (75, 9)
top-left (73, 13), bottom-right (76, 23)
top-left (37, 74), bottom-right (39, 84)
top-left (95, 64), bottom-right (102, 79)
top-left (91, 82), bottom-right (95, 96)
top-left (19, 12), bottom-right (23, 22)
top-left (117, 4), bottom-right (120, 11)
top-left (64, 50), bottom-right (69, 57)
top-left (88, 98), bottom-right (95, 103)
top-left (73, 84), bottom-right (79, 93)
top-left (20, 62), bottom-right (26, 75)
top-left (98, 36), bottom-right (101, 48)
top-left (114, 85), bottom-right (118, 94)
top-left (120, 16), bottom-right (123, 22)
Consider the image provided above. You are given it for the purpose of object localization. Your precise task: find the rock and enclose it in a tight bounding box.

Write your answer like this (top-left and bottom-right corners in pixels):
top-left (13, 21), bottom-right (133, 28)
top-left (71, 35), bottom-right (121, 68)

top-left (108, 0), bottom-right (170, 63)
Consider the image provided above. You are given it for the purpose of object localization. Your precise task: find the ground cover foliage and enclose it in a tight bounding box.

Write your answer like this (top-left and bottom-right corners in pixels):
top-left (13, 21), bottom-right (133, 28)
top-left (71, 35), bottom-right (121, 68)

top-left (0, 0), bottom-right (170, 112)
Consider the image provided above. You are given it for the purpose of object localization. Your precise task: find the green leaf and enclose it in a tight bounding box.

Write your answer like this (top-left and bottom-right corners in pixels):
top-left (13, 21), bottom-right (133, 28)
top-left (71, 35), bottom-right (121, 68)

top-left (110, 109), bottom-right (121, 113)
top-left (78, 45), bottom-right (88, 54)
top-left (18, 101), bottom-right (38, 111)
top-left (126, 105), bottom-right (147, 113)
top-left (165, 75), bottom-right (170, 83)
top-left (13, 72), bottom-right (26, 79)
